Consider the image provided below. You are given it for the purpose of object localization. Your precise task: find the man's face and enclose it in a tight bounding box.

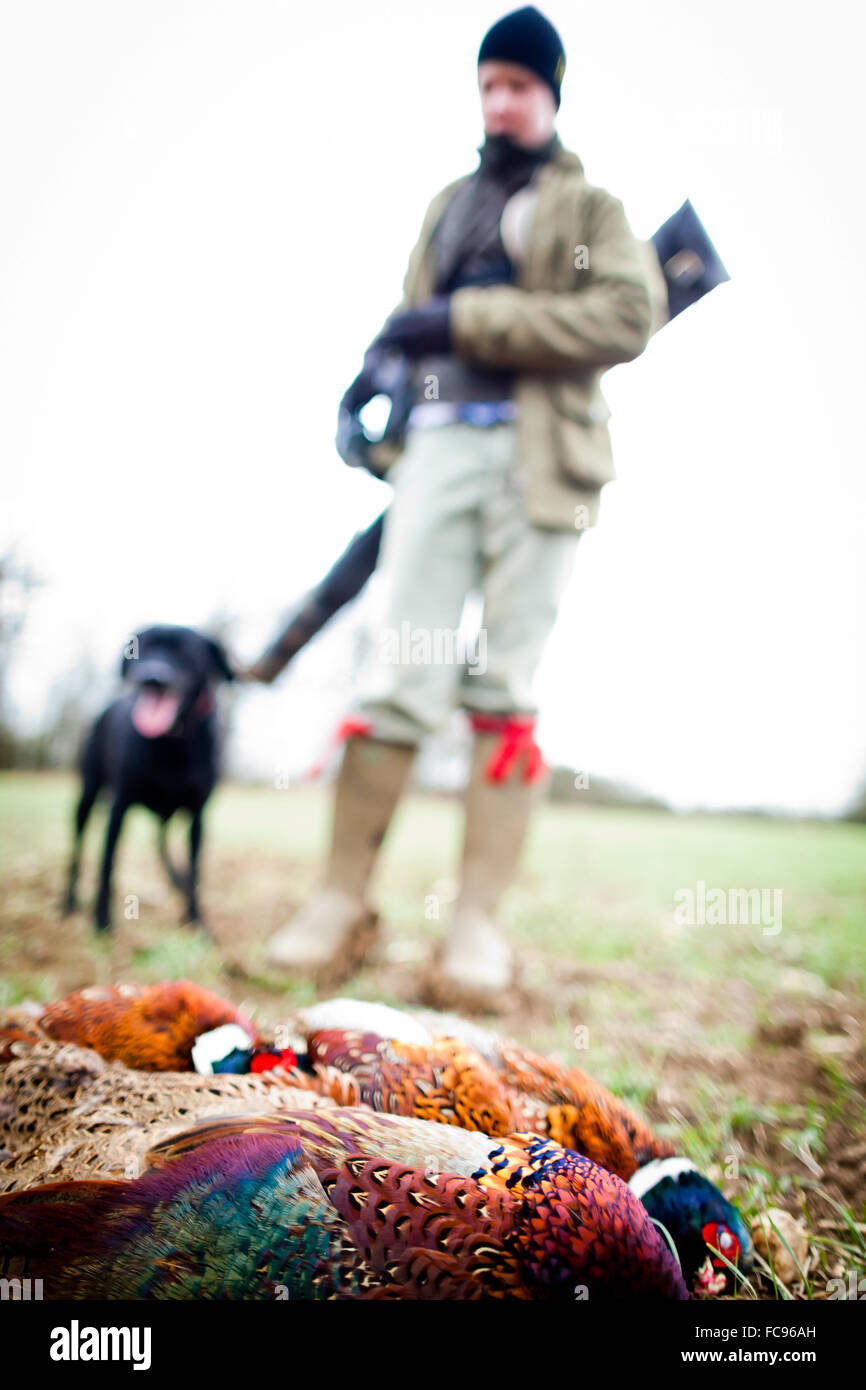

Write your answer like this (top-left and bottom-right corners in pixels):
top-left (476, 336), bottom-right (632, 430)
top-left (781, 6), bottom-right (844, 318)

top-left (478, 60), bottom-right (556, 147)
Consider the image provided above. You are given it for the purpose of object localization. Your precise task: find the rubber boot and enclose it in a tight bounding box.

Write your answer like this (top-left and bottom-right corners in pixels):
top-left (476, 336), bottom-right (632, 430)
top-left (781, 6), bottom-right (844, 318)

top-left (266, 735), bottom-right (415, 987)
top-left (422, 727), bottom-right (547, 1012)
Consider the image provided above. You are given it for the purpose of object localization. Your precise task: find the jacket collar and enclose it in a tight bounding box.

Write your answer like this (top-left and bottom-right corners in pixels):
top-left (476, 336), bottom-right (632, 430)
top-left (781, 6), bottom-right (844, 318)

top-left (547, 131), bottom-right (584, 175)
top-left (477, 129), bottom-right (558, 177)
top-left (474, 128), bottom-right (583, 177)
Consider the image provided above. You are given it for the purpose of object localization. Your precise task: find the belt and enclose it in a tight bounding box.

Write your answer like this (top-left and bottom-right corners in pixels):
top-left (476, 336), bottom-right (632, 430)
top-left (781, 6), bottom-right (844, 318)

top-left (406, 400), bottom-right (518, 429)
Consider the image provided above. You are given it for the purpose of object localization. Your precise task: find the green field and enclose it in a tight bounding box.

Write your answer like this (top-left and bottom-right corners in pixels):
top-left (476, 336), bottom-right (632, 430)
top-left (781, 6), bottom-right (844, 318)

top-left (1, 769), bottom-right (864, 1299)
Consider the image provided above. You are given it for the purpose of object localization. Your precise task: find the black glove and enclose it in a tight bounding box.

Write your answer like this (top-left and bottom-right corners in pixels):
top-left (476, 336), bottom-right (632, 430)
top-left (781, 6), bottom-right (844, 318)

top-left (335, 405), bottom-right (371, 471)
top-left (336, 336), bottom-right (417, 475)
top-left (374, 296), bottom-right (451, 358)
top-left (340, 344), bottom-right (387, 416)
top-left (336, 346), bottom-right (409, 475)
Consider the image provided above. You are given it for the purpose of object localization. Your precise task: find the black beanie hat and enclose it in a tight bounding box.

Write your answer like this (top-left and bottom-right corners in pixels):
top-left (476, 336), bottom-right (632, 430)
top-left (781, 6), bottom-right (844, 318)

top-left (477, 6), bottom-right (566, 109)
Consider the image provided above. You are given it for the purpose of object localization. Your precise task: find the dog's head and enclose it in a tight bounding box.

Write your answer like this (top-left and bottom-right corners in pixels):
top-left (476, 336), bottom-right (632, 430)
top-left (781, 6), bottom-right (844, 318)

top-left (120, 626), bottom-right (235, 738)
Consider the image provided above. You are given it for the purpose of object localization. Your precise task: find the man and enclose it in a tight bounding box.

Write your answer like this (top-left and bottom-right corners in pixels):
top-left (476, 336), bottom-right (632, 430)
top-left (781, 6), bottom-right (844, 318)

top-left (264, 6), bottom-right (653, 1005)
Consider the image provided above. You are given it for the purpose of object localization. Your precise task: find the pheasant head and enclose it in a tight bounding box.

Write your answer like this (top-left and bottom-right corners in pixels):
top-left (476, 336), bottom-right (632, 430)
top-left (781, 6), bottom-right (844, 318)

top-left (628, 1156), bottom-right (753, 1296)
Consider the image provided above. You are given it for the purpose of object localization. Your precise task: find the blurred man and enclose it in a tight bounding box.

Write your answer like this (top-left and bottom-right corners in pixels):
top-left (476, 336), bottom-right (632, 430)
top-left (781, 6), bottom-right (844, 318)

top-left (265, 6), bottom-right (653, 1005)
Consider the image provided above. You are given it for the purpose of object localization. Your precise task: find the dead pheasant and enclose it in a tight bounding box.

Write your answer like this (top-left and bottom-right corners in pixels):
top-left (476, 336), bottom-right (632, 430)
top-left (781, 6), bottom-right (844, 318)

top-left (279, 999), bottom-right (753, 1296)
top-left (288, 998), bottom-right (670, 1173)
top-left (0, 986), bottom-right (751, 1294)
top-left (0, 1108), bottom-right (690, 1300)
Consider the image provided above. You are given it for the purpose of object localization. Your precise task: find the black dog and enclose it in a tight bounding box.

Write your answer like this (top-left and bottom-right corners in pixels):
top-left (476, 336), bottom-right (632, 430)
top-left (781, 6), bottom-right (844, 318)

top-left (63, 625), bottom-right (235, 931)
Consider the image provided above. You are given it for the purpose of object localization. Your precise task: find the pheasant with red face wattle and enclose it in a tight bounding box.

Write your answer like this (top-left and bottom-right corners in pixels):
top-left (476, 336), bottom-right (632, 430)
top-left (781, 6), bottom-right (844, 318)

top-left (275, 999), bottom-right (753, 1297)
top-left (0, 1108), bottom-right (689, 1300)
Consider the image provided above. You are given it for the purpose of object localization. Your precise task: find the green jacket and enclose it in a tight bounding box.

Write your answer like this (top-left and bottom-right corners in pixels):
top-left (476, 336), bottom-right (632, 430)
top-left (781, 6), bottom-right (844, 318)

top-left (367, 134), bottom-right (654, 530)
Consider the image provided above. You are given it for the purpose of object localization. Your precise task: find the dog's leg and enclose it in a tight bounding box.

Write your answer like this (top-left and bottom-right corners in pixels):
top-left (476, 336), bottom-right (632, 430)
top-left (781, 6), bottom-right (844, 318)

top-left (64, 716), bottom-right (108, 916)
top-left (183, 807), bottom-right (209, 932)
top-left (62, 781), bottom-right (100, 915)
top-left (157, 818), bottom-right (189, 893)
top-left (95, 798), bottom-right (129, 931)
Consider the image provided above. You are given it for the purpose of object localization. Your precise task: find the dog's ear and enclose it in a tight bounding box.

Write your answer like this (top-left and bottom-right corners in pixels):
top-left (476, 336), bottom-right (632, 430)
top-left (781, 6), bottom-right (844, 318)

top-left (205, 636), bottom-right (236, 683)
top-left (119, 631), bottom-right (145, 680)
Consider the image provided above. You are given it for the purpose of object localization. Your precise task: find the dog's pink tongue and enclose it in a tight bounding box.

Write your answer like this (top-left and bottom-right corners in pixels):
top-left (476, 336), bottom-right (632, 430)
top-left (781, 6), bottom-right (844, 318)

top-left (132, 690), bottom-right (180, 738)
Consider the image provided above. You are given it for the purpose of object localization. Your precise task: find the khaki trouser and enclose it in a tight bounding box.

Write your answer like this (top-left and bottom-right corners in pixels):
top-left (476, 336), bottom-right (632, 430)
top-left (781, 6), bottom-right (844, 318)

top-left (353, 420), bottom-right (581, 745)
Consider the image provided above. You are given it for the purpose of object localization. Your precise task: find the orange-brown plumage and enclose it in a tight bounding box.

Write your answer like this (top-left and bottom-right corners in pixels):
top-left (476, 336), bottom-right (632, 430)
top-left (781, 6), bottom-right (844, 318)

top-left (1, 985), bottom-right (669, 1175)
top-left (284, 1024), bottom-right (673, 1181)
top-left (490, 1040), bottom-right (676, 1179)
top-left (296, 1030), bottom-right (516, 1136)
top-left (10, 981), bottom-right (258, 1071)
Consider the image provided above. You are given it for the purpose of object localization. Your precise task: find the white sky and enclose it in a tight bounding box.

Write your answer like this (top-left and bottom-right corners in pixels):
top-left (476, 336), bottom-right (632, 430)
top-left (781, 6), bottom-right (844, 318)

top-left (1, 0), bottom-right (863, 813)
